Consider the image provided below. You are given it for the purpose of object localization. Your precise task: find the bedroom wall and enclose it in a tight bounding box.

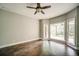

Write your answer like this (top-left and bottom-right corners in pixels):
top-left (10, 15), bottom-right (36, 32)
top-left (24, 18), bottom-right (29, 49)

top-left (0, 9), bottom-right (39, 48)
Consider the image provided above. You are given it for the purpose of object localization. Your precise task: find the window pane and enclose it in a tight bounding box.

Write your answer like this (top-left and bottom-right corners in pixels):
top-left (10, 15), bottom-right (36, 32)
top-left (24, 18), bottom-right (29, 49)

top-left (50, 22), bottom-right (64, 41)
top-left (68, 18), bottom-right (75, 45)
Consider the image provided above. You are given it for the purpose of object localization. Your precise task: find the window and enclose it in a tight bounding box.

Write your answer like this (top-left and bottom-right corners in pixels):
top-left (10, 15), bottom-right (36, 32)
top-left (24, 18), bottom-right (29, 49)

top-left (68, 18), bottom-right (75, 45)
top-left (42, 17), bottom-right (75, 46)
top-left (50, 22), bottom-right (65, 41)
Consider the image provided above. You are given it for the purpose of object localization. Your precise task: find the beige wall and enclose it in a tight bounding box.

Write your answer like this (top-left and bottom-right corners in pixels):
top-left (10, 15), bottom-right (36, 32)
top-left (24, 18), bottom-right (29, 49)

top-left (0, 9), bottom-right (39, 48)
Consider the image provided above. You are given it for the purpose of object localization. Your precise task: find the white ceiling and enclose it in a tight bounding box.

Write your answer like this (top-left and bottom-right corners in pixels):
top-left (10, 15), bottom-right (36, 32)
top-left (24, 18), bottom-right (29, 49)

top-left (0, 3), bottom-right (78, 19)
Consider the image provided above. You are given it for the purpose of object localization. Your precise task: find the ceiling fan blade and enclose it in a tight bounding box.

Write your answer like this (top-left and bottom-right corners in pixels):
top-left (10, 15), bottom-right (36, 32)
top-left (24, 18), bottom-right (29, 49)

top-left (41, 5), bottom-right (51, 9)
top-left (26, 6), bottom-right (36, 9)
top-left (34, 10), bottom-right (37, 15)
top-left (41, 10), bottom-right (45, 14)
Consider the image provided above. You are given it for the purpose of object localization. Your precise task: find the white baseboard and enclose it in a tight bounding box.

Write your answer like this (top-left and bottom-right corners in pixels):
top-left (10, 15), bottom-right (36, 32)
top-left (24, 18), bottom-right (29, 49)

top-left (0, 38), bottom-right (39, 49)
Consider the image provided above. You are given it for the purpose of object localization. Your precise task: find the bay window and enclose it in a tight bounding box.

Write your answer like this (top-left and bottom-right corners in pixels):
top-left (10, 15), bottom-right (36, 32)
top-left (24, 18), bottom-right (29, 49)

top-left (50, 22), bottom-right (65, 41)
top-left (67, 18), bottom-right (75, 46)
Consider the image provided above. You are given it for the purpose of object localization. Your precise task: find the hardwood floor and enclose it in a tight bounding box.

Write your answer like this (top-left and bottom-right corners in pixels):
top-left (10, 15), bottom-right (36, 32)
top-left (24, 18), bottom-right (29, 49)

top-left (0, 39), bottom-right (78, 56)
top-left (42, 40), bottom-right (77, 56)
top-left (0, 39), bottom-right (43, 56)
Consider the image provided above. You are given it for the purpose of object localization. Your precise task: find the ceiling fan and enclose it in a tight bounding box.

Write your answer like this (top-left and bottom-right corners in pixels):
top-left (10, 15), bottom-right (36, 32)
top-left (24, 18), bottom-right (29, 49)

top-left (26, 3), bottom-right (51, 15)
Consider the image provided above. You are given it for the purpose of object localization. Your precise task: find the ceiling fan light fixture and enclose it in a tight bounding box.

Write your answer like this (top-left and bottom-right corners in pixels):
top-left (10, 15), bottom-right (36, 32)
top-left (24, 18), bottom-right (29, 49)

top-left (37, 8), bottom-right (42, 12)
top-left (26, 3), bottom-right (51, 15)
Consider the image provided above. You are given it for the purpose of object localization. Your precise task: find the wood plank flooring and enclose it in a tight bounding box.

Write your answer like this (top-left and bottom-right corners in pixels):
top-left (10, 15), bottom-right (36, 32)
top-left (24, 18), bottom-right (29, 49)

top-left (0, 39), bottom-right (78, 56)
top-left (0, 39), bottom-right (43, 56)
